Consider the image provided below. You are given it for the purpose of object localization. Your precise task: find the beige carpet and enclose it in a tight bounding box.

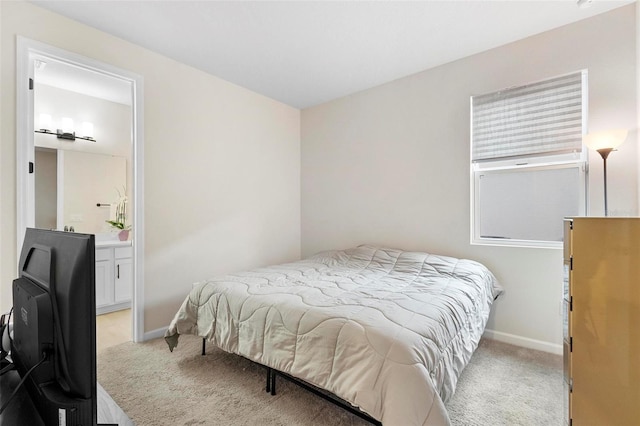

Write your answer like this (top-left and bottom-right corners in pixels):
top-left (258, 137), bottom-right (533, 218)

top-left (97, 335), bottom-right (562, 426)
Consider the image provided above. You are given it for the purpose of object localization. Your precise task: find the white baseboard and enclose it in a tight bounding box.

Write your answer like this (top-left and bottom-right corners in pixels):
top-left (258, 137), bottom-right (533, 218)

top-left (483, 329), bottom-right (562, 355)
top-left (142, 327), bottom-right (168, 342)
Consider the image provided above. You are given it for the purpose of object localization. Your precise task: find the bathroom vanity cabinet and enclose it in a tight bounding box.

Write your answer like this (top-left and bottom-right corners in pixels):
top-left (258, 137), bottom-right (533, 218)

top-left (95, 241), bottom-right (132, 315)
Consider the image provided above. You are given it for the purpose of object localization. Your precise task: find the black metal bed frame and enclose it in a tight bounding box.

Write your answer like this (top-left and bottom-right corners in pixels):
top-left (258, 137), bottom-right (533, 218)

top-left (202, 338), bottom-right (381, 425)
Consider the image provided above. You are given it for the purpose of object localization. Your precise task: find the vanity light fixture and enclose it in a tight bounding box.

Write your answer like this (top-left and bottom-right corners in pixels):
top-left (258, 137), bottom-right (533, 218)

top-left (35, 114), bottom-right (96, 142)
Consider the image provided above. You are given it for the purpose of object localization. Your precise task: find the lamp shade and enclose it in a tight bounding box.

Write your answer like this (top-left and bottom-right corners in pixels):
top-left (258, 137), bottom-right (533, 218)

top-left (583, 129), bottom-right (628, 151)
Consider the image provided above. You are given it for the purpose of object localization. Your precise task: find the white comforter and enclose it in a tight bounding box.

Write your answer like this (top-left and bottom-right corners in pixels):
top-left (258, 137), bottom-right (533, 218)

top-left (165, 245), bottom-right (502, 425)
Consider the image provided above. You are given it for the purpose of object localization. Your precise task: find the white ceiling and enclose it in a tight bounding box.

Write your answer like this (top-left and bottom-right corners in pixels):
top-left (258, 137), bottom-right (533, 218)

top-left (31, 0), bottom-right (634, 109)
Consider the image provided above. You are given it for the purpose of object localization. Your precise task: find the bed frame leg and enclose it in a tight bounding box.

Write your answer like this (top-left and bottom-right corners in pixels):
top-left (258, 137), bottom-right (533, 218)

top-left (201, 338), bottom-right (206, 356)
top-left (265, 368), bottom-right (277, 395)
top-left (266, 367), bottom-right (271, 393)
top-left (270, 369), bottom-right (276, 396)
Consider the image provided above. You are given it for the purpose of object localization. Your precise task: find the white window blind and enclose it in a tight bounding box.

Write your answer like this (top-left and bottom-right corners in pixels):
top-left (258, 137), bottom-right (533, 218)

top-left (472, 71), bottom-right (585, 162)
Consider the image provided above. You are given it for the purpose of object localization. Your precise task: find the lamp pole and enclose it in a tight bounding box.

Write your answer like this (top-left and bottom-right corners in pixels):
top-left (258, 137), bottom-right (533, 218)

top-left (597, 148), bottom-right (613, 217)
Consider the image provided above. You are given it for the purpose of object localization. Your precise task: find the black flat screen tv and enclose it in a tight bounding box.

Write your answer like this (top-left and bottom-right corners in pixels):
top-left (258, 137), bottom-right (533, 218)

top-left (11, 228), bottom-right (97, 425)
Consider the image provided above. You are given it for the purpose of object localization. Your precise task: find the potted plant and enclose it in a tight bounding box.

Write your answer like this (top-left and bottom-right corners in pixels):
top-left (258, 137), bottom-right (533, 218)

top-left (106, 190), bottom-right (130, 241)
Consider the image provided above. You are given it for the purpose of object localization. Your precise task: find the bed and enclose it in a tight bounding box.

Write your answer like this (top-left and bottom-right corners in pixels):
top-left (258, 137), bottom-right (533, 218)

top-left (165, 245), bottom-right (502, 425)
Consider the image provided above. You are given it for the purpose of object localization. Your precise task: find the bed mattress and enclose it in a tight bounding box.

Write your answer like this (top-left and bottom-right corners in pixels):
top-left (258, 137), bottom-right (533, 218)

top-left (165, 245), bottom-right (502, 425)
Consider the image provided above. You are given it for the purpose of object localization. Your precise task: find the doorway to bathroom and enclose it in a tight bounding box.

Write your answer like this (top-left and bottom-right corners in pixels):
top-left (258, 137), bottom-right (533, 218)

top-left (16, 37), bottom-right (145, 347)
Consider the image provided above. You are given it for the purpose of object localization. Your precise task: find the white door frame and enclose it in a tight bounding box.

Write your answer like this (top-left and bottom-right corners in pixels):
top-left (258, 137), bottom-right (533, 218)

top-left (16, 36), bottom-right (145, 343)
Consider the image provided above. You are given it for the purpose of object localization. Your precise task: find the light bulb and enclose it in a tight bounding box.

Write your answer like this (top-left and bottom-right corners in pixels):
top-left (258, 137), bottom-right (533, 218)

top-left (81, 122), bottom-right (94, 138)
top-left (39, 113), bottom-right (52, 131)
top-left (60, 117), bottom-right (74, 134)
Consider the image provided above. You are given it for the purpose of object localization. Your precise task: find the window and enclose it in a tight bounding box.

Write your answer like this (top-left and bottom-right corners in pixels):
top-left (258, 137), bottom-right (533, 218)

top-left (471, 71), bottom-right (588, 248)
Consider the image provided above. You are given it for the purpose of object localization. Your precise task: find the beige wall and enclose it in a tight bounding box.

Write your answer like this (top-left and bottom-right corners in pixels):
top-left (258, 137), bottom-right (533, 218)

top-left (301, 5), bottom-right (637, 351)
top-left (0, 2), bottom-right (301, 332)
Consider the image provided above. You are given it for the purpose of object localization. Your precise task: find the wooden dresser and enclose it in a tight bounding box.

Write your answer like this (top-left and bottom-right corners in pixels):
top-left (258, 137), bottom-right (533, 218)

top-left (563, 217), bottom-right (640, 425)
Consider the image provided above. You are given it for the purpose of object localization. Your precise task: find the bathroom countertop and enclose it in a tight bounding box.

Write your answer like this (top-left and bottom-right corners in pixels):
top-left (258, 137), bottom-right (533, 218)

top-left (95, 239), bottom-right (132, 248)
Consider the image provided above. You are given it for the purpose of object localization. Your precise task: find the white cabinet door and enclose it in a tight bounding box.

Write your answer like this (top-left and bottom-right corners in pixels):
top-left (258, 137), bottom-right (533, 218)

top-left (114, 257), bottom-right (132, 303)
top-left (95, 259), bottom-right (113, 308)
top-left (96, 245), bottom-right (131, 314)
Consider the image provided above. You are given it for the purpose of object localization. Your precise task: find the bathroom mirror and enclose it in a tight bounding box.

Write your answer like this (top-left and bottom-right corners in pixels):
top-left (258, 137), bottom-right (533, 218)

top-left (35, 147), bottom-right (127, 235)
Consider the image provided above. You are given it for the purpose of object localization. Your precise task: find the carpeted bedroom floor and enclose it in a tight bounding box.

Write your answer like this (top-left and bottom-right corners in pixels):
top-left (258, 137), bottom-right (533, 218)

top-left (97, 336), bottom-right (562, 425)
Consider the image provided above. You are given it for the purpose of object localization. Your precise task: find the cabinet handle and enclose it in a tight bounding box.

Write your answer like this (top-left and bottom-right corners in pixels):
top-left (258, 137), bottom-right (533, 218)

top-left (117, 264), bottom-right (120, 279)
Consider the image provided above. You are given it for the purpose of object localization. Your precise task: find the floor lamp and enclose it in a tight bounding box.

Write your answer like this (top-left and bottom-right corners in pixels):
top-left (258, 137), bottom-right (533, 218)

top-left (584, 129), bottom-right (628, 216)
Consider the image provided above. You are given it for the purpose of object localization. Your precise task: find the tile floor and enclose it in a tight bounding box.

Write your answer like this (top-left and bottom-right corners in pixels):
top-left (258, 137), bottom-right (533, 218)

top-left (96, 308), bottom-right (131, 355)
